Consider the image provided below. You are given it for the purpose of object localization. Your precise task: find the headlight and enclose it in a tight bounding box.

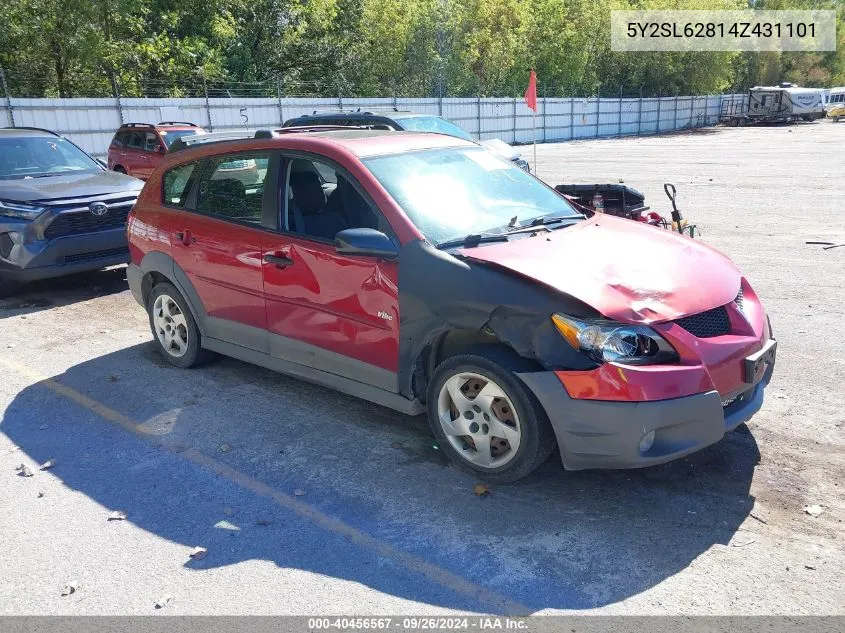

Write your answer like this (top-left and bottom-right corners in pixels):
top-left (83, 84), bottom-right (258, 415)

top-left (552, 313), bottom-right (678, 365)
top-left (0, 199), bottom-right (46, 220)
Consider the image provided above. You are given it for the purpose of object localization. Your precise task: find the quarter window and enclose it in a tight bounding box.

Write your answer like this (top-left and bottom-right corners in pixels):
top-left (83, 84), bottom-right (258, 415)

top-left (162, 162), bottom-right (198, 208)
top-left (195, 152), bottom-right (271, 224)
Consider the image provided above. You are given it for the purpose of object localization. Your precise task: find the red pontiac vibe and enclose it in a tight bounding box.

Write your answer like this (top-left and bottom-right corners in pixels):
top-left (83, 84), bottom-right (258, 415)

top-left (126, 128), bottom-right (776, 482)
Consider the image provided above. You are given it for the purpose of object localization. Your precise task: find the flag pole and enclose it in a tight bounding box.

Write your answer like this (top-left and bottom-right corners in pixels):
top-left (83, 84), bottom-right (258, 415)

top-left (532, 106), bottom-right (537, 176)
top-left (524, 69), bottom-right (538, 175)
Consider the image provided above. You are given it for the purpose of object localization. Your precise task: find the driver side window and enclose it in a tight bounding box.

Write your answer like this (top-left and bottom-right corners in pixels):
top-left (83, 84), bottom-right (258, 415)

top-left (283, 157), bottom-right (390, 241)
top-left (144, 132), bottom-right (161, 152)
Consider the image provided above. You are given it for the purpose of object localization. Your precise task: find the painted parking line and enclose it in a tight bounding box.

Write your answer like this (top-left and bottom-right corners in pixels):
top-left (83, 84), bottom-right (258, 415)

top-left (0, 356), bottom-right (530, 615)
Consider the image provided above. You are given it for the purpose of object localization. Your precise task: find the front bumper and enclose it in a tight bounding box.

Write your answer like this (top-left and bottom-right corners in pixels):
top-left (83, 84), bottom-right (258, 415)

top-left (517, 355), bottom-right (774, 470)
top-left (0, 227), bottom-right (129, 283)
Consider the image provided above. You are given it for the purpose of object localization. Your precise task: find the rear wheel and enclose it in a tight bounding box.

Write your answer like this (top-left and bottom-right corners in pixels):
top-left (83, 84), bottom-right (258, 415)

top-left (147, 282), bottom-right (213, 368)
top-left (426, 349), bottom-right (556, 483)
top-left (113, 165), bottom-right (126, 174)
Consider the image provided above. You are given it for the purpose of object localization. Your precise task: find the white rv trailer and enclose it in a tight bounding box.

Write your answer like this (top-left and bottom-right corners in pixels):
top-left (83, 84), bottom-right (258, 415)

top-left (721, 83), bottom-right (826, 125)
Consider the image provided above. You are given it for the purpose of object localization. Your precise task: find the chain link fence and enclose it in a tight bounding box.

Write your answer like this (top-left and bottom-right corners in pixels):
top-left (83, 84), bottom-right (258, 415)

top-left (0, 70), bottom-right (739, 158)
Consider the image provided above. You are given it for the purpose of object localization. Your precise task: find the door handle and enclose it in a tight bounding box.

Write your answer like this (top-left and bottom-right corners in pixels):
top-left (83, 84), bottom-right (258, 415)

top-left (175, 230), bottom-right (195, 246)
top-left (264, 254), bottom-right (294, 269)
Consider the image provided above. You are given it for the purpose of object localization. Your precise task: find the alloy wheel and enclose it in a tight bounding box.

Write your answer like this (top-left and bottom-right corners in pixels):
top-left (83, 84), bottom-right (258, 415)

top-left (437, 372), bottom-right (521, 469)
top-left (152, 294), bottom-right (189, 358)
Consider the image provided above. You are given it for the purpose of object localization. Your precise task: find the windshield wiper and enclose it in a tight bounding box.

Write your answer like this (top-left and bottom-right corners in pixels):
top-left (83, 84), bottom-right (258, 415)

top-left (436, 234), bottom-right (511, 250)
top-left (526, 215), bottom-right (583, 227)
top-left (26, 172), bottom-right (65, 179)
top-left (499, 215), bottom-right (583, 235)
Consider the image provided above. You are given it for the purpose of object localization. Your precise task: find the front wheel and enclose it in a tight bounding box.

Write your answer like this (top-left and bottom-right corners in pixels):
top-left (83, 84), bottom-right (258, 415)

top-left (426, 350), bottom-right (556, 483)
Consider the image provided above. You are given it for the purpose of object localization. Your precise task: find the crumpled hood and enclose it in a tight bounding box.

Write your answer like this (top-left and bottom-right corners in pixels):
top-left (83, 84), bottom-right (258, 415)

top-left (1, 170), bottom-right (143, 203)
top-left (460, 214), bottom-right (741, 323)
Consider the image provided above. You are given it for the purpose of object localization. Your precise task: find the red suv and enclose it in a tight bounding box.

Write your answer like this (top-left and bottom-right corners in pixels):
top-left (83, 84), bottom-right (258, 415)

top-left (126, 129), bottom-right (776, 482)
top-left (108, 122), bottom-right (206, 179)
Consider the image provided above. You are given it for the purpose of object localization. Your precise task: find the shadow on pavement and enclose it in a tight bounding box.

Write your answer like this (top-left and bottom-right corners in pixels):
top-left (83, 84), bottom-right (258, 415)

top-left (1, 343), bottom-right (760, 613)
top-left (0, 266), bottom-right (128, 318)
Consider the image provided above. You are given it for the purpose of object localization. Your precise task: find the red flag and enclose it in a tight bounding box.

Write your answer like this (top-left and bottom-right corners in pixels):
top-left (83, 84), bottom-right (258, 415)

top-left (524, 70), bottom-right (537, 112)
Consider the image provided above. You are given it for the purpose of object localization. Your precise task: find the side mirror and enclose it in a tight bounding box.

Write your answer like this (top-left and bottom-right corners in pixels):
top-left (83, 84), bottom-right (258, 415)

top-left (335, 228), bottom-right (398, 260)
top-left (156, 145), bottom-right (166, 154)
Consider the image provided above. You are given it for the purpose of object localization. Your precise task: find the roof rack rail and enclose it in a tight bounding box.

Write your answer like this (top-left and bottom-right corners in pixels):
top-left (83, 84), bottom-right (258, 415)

top-left (310, 109), bottom-right (358, 115)
top-left (157, 121), bottom-right (200, 127)
top-left (120, 122), bottom-right (156, 129)
top-left (0, 126), bottom-right (61, 136)
top-left (168, 129), bottom-right (259, 152)
top-left (276, 124), bottom-right (375, 133)
top-left (168, 125), bottom-right (380, 152)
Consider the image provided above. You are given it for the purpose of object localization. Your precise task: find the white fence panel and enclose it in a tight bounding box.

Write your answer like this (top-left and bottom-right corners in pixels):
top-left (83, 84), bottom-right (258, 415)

top-left (4, 94), bottom-right (738, 157)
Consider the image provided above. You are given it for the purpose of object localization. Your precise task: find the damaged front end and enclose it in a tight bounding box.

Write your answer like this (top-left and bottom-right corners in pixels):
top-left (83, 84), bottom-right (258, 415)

top-left (396, 239), bottom-right (601, 400)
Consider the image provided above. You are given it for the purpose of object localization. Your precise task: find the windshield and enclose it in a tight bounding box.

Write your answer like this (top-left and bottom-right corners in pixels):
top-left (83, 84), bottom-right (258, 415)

top-left (398, 116), bottom-right (474, 141)
top-left (364, 147), bottom-right (580, 245)
top-left (159, 129), bottom-right (203, 148)
top-left (0, 136), bottom-right (101, 179)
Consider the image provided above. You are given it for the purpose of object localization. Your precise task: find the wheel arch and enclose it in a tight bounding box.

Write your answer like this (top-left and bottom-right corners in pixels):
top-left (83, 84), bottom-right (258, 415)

top-left (408, 328), bottom-right (544, 404)
top-left (138, 251), bottom-right (208, 336)
top-left (396, 239), bottom-right (600, 402)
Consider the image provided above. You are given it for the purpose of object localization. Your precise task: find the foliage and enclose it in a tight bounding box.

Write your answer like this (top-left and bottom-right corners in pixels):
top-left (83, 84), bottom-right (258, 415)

top-left (0, 0), bottom-right (842, 98)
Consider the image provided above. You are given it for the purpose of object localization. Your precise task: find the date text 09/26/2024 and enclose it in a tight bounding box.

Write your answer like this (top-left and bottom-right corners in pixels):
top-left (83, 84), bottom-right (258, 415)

top-left (307, 617), bottom-right (526, 630)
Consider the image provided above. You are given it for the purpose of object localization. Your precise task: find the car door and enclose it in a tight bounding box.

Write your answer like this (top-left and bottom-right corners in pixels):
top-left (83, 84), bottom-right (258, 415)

top-left (112, 130), bottom-right (138, 173)
top-left (170, 150), bottom-right (279, 352)
top-left (261, 154), bottom-right (400, 391)
top-left (138, 131), bottom-right (164, 179)
top-left (119, 130), bottom-right (145, 177)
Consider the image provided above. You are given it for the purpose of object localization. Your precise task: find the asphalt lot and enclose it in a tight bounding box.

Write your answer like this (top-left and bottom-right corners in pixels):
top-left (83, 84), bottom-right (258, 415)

top-left (1, 121), bottom-right (843, 616)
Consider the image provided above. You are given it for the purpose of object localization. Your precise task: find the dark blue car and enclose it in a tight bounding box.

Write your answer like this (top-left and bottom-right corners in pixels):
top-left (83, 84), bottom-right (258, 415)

top-left (0, 128), bottom-right (143, 295)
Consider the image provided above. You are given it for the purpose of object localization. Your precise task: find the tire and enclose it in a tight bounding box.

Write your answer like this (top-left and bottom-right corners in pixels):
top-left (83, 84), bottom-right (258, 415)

top-left (426, 347), bottom-right (557, 483)
top-left (0, 277), bottom-right (19, 299)
top-left (147, 282), bottom-right (213, 368)
top-left (113, 165), bottom-right (126, 174)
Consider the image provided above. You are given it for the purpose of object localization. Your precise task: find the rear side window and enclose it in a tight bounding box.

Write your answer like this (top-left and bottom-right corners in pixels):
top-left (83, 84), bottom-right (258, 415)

top-left (194, 152), bottom-right (272, 224)
top-left (111, 132), bottom-right (125, 148)
top-left (162, 162), bottom-right (198, 208)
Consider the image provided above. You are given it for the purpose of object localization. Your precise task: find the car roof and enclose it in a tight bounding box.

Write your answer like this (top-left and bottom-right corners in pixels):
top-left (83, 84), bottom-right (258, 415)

top-left (316, 129), bottom-right (472, 157)
top-left (0, 127), bottom-right (61, 138)
top-left (166, 128), bottom-right (475, 164)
